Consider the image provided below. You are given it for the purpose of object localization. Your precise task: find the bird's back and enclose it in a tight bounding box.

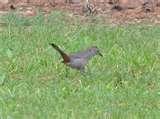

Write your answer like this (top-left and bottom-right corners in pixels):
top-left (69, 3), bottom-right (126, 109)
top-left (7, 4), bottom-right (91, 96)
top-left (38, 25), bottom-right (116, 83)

top-left (70, 49), bottom-right (96, 60)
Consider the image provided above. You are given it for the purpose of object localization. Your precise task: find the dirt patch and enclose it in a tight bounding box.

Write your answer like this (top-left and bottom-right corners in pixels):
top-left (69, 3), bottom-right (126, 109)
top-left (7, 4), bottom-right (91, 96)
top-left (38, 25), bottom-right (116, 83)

top-left (0, 0), bottom-right (160, 24)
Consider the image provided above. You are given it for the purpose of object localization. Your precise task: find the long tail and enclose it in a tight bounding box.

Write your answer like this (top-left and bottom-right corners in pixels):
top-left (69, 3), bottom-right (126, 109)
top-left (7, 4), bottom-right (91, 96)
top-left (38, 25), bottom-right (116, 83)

top-left (49, 43), bottom-right (70, 63)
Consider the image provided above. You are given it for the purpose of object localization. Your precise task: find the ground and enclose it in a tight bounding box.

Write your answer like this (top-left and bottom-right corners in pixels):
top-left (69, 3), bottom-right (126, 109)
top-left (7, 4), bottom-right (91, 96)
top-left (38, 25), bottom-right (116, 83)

top-left (0, 11), bottom-right (160, 118)
top-left (1, 0), bottom-right (160, 24)
top-left (0, 1), bottom-right (160, 119)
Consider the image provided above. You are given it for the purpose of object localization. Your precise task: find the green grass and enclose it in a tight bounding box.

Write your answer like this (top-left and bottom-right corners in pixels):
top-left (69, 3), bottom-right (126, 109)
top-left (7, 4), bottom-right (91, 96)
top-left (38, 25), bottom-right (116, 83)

top-left (0, 11), bottom-right (160, 119)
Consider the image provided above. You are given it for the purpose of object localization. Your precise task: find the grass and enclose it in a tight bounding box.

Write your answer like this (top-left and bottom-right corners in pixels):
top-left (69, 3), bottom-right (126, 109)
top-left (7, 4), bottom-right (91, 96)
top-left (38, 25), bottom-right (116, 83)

top-left (0, 11), bottom-right (160, 119)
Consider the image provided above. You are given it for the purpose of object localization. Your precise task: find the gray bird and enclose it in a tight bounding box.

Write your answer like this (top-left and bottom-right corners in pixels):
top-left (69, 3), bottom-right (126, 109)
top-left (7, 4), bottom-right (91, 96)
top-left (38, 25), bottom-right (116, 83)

top-left (49, 43), bottom-right (103, 72)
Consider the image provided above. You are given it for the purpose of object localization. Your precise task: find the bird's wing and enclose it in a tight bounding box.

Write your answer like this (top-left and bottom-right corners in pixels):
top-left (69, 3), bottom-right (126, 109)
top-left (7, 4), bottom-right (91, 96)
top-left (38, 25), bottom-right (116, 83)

top-left (68, 57), bottom-right (87, 70)
top-left (70, 50), bottom-right (89, 59)
top-left (49, 43), bottom-right (70, 63)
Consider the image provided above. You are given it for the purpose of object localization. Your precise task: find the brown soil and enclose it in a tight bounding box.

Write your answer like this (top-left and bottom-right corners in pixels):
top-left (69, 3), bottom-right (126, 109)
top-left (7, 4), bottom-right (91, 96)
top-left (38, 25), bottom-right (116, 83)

top-left (0, 0), bottom-right (160, 24)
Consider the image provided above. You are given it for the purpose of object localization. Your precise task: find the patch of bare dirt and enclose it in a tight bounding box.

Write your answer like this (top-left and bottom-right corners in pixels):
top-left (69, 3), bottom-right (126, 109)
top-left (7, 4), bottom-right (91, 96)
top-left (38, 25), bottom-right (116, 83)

top-left (0, 0), bottom-right (160, 24)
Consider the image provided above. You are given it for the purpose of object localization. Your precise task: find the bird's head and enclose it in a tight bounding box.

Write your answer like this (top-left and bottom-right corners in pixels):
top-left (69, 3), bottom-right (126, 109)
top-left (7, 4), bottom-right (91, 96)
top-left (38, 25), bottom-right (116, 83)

top-left (89, 46), bottom-right (103, 57)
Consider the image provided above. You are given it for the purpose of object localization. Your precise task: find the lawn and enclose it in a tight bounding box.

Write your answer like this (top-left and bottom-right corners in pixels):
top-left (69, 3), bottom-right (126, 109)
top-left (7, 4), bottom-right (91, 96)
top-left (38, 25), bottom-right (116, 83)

top-left (0, 11), bottom-right (160, 119)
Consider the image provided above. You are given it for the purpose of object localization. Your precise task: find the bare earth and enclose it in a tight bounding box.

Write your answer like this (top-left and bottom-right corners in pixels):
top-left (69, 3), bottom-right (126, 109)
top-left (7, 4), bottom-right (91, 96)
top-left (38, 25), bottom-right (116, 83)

top-left (0, 0), bottom-right (160, 24)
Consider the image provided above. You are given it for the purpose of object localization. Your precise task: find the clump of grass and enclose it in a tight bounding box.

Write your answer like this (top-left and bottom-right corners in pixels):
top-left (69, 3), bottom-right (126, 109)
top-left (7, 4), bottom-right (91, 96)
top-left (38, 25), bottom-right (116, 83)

top-left (1, 12), bottom-right (31, 26)
top-left (0, 11), bottom-right (160, 119)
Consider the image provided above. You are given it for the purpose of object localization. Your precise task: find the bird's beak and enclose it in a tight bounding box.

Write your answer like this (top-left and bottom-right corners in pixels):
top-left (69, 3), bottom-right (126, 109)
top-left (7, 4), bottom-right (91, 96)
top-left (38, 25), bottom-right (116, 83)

top-left (98, 51), bottom-right (103, 57)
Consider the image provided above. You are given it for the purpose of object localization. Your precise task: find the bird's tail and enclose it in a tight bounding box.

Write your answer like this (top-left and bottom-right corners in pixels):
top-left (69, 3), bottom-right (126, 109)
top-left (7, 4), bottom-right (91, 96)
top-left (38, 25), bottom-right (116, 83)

top-left (49, 43), bottom-right (70, 63)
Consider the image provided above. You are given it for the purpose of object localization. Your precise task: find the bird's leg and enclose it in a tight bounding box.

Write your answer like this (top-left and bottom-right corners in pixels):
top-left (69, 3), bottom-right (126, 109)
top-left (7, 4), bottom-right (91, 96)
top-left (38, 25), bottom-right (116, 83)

top-left (80, 67), bottom-right (85, 74)
top-left (84, 65), bottom-right (95, 79)
top-left (80, 67), bottom-right (87, 77)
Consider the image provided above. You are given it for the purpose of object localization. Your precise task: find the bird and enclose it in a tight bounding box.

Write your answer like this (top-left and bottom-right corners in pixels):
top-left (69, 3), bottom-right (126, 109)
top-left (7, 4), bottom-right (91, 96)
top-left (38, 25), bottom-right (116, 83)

top-left (49, 43), bottom-right (103, 73)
